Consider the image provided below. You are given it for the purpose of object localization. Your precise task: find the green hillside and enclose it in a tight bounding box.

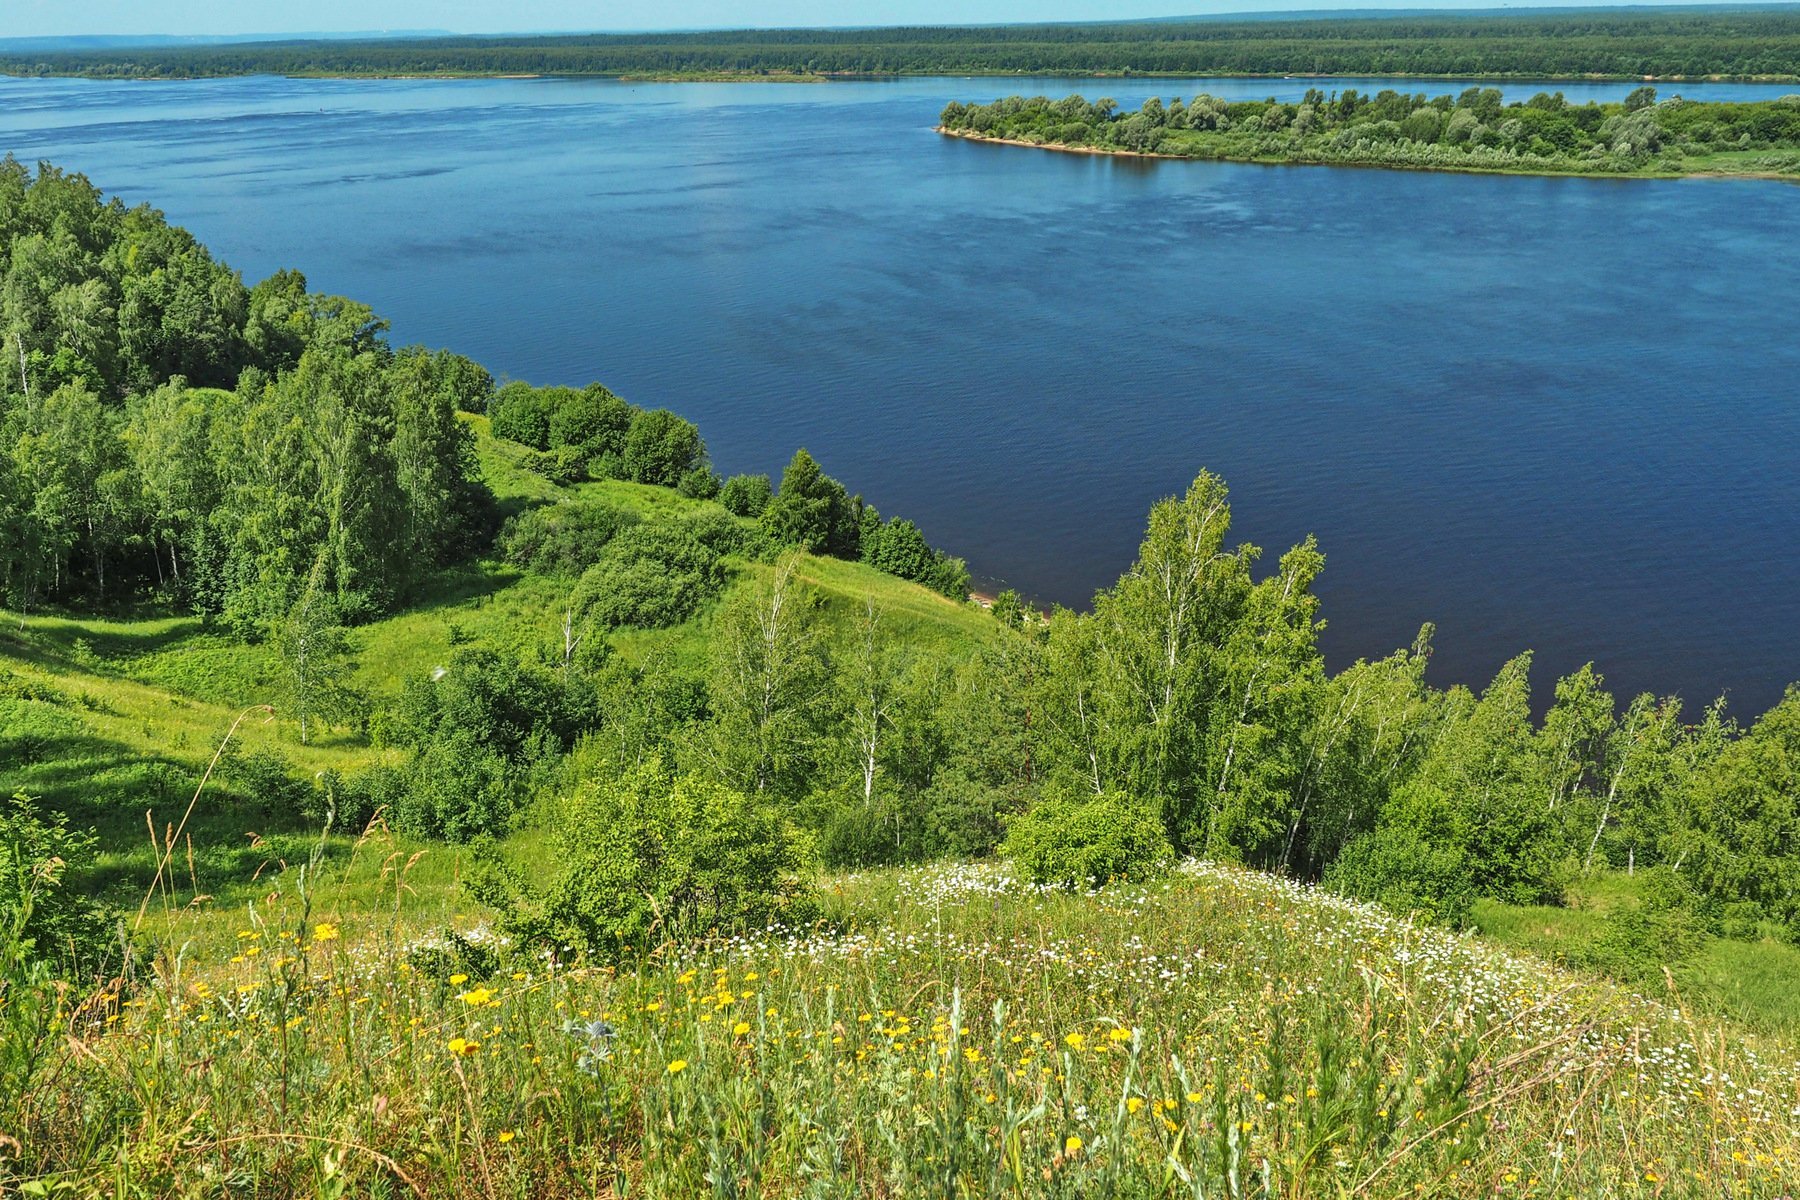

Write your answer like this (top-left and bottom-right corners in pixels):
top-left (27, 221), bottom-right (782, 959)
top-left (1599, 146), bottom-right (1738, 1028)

top-left (0, 417), bottom-right (995, 954)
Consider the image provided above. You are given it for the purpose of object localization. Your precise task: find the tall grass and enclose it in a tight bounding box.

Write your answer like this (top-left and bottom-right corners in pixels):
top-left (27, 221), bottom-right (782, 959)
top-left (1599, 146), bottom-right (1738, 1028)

top-left (8, 860), bottom-right (1797, 1197)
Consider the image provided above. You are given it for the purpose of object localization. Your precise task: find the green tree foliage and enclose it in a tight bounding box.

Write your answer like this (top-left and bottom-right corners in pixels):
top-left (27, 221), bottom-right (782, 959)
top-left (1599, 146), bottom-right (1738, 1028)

top-left (718, 472), bottom-right (773, 518)
top-left (703, 554), bottom-right (827, 798)
top-left (470, 760), bottom-right (816, 962)
top-left (1684, 688), bottom-right (1800, 934)
top-left (389, 648), bottom-right (597, 840)
top-left (501, 499), bottom-right (641, 576)
top-left (1003, 793), bottom-right (1174, 889)
top-left (622, 408), bottom-right (705, 487)
top-left (276, 556), bottom-right (361, 745)
top-left (989, 589), bottom-right (1029, 630)
top-left (1348, 656), bottom-right (1563, 909)
top-left (0, 161), bottom-right (492, 622)
top-left (547, 383), bottom-right (631, 457)
top-left (861, 515), bottom-right (971, 599)
top-left (1035, 470), bottom-right (1303, 856)
top-left (488, 381), bottom-right (552, 449)
top-left (761, 450), bottom-right (859, 558)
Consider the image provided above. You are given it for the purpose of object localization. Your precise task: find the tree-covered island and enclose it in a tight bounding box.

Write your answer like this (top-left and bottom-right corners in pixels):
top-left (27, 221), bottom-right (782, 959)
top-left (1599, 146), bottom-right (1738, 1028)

top-left (940, 86), bottom-right (1800, 178)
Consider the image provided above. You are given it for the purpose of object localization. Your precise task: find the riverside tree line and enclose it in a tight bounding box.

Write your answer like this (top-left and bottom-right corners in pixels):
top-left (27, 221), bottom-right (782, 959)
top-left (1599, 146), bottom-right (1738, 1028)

top-left (3, 159), bottom-right (1798, 983)
top-left (940, 87), bottom-right (1800, 175)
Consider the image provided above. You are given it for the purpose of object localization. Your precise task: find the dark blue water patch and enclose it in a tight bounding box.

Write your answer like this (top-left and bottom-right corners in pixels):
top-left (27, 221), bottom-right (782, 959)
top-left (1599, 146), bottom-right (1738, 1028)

top-left (2, 73), bottom-right (1797, 715)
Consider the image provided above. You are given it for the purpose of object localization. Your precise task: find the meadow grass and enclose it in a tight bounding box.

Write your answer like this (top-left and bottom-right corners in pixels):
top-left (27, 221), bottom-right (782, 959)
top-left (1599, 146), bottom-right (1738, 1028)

top-left (9, 858), bottom-right (1800, 1197)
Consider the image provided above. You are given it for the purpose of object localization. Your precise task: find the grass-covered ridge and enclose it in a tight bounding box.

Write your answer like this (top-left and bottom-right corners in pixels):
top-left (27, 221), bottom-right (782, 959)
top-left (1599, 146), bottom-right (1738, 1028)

top-left (939, 87), bottom-right (1800, 179)
top-left (12, 858), bottom-right (1799, 1194)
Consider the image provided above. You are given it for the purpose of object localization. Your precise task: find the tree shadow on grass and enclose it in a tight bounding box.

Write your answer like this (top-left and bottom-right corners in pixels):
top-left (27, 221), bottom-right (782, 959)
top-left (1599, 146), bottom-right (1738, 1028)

top-left (2, 715), bottom-right (354, 907)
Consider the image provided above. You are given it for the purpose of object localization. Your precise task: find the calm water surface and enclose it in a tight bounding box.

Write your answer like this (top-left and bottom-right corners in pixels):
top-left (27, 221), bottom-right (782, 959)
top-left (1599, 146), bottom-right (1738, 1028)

top-left (4, 73), bottom-right (1798, 712)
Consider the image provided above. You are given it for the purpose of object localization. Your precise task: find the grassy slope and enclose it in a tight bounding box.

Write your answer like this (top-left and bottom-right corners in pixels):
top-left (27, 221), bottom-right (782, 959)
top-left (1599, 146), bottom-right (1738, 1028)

top-left (0, 416), bottom-right (995, 952)
top-left (15, 860), bottom-right (1800, 1194)
top-left (1474, 873), bottom-right (1800, 1040)
top-left (7, 416), bottom-right (1800, 1093)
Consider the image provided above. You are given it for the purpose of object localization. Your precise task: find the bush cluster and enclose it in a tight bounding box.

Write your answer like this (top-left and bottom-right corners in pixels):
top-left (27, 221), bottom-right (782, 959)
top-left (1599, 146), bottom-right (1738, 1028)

top-left (1003, 793), bottom-right (1174, 889)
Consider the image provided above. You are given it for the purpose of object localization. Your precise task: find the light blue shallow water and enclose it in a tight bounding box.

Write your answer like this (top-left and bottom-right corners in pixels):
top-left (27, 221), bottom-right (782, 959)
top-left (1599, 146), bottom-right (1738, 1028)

top-left (4, 73), bottom-right (1797, 712)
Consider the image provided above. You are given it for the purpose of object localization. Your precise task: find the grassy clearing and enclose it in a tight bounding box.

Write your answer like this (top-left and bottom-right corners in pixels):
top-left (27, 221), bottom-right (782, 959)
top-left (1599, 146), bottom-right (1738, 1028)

top-left (11, 859), bottom-right (1800, 1196)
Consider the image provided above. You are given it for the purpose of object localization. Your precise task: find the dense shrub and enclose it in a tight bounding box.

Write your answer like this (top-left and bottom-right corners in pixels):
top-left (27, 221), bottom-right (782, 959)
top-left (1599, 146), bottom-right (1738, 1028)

top-left (516, 445), bottom-right (588, 485)
top-left (389, 649), bottom-right (599, 840)
top-left (492, 381), bottom-right (639, 466)
top-left (0, 793), bottom-right (115, 980)
top-left (470, 761), bottom-right (817, 961)
top-left (862, 516), bottom-right (971, 599)
top-left (1571, 878), bottom-right (1709, 989)
top-left (394, 732), bottom-right (515, 843)
top-left (820, 773), bottom-right (1020, 870)
top-left (622, 409), bottom-right (705, 486)
top-left (394, 648), bottom-right (596, 762)
top-left (547, 384), bottom-right (631, 457)
top-left (718, 472), bottom-right (773, 517)
top-left (226, 748), bottom-right (311, 816)
top-left (677, 467), bottom-right (723, 500)
top-left (488, 381), bottom-right (552, 449)
top-left (667, 507), bottom-right (763, 558)
top-left (1003, 793), bottom-right (1174, 888)
top-left (1324, 825), bottom-right (1477, 927)
top-left (501, 500), bottom-right (641, 576)
top-left (572, 522), bottom-right (725, 630)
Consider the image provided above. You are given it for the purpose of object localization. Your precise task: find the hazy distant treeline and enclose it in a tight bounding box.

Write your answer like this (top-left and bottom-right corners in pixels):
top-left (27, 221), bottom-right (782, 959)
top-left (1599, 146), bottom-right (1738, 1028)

top-left (3, 11), bottom-right (1800, 82)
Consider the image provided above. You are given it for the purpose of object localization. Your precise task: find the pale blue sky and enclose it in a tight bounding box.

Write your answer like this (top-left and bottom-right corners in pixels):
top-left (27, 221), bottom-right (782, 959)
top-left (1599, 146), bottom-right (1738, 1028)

top-left (0, 0), bottom-right (1712, 39)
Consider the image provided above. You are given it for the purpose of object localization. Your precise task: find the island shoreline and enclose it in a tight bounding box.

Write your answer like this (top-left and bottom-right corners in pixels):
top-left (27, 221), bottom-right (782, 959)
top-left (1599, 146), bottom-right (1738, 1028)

top-left (934, 125), bottom-right (1800, 183)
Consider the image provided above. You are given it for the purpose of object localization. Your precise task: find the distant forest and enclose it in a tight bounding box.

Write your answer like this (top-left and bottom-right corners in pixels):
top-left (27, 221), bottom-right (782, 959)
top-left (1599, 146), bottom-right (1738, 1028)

top-left (4, 10), bottom-right (1800, 82)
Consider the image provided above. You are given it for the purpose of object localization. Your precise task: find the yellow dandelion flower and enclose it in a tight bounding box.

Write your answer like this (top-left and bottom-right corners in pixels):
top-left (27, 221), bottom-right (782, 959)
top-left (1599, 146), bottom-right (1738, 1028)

top-left (1064, 1032), bottom-right (1086, 1051)
top-left (449, 974), bottom-right (469, 985)
top-left (667, 1059), bottom-right (688, 1074)
top-left (1065, 1136), bottom-right (1083, 1156)
top-left (447, 1037), bottom-right (480, 1057)
top-left (498, 1131), bottom-right (516, 1145)
top-left (312, 922), bottom-right (340, 942)
top-left (1108, 1028), bottom-right (1132, 1044)
top-left (458, 987), bottom-right (495, 1007)
top-left (733, 1021), bottom-right (751, 1036)
top-left (1126, 1097), bottom-right (1145, 1114)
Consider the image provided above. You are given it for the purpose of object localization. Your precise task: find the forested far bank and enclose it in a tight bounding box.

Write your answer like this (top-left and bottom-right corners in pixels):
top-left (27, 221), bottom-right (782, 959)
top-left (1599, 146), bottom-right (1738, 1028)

top-left (940, 86), bottom-right (1800, 177)
top-left (5, 9), bottom-right (1800, 82)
